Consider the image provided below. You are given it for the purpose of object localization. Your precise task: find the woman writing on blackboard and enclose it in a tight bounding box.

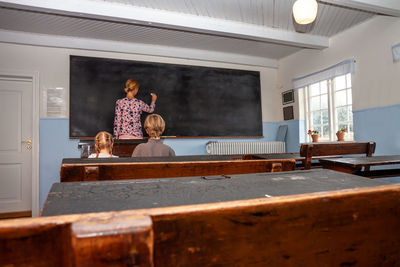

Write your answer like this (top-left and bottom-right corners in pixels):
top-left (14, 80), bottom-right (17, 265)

top-left (113, 78), bottom-right (157, 139)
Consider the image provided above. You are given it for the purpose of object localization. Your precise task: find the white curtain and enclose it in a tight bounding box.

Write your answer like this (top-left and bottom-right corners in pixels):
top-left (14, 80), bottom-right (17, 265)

top-left (292, 59), bottom-right (355, 89)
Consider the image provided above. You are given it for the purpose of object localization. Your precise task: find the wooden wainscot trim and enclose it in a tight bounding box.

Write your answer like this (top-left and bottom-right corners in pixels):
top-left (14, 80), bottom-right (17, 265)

top-left (0, 212), bottom-right (153, 267)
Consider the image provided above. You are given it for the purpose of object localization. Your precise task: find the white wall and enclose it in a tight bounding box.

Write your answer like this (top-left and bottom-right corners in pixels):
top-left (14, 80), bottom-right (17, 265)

top-left (278, 16), bottom-right (400, 116)
top-left (0, 41), bottom-right (281, 122)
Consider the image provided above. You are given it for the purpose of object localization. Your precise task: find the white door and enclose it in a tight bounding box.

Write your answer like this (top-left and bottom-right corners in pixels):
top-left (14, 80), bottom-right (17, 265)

top-left (0, 76), bottom-right (33, 215)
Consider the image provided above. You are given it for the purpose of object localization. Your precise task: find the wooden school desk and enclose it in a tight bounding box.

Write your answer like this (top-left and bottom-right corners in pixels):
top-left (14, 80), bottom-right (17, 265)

top-left (42, 169), bottom-right (389, 216)
top-left (248, 141), bottom-right (376, 169)
top-left (4, 180), bottom-right (400, 266)
top-left (299, 141), bottom-right (376, 169)
top-left (319, 155), bottom-right (400, 178)
top-left (60, 155), bottom-right (296, 182)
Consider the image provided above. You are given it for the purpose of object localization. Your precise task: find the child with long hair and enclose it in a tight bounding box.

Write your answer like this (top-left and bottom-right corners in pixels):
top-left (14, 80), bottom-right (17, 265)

top-left (88, 131), bottom-right (118, 158)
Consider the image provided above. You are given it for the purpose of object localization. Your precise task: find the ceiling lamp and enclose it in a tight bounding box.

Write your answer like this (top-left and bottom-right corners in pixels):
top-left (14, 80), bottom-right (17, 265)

top-left (292, 0), bottom-right (318, 25)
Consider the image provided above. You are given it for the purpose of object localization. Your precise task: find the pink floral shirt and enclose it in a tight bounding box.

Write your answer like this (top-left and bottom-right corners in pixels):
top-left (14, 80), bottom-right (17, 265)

top-left (113, 97), bottom-right (155, 138)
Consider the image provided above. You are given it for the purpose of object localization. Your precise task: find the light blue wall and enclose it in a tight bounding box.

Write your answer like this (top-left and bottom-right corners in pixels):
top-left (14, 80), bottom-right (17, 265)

top-left (353, 104), bottom-right (400, 155)
top-left (38, 120), bottom-right (290, 209)
top-left (39, 119), bottom-right (80, 210)
top-left (280, 119), bottom-right (303, 153)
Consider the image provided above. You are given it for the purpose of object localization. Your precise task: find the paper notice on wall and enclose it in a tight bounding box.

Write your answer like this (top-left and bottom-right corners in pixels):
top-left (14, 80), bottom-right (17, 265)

top-left (44, 87), bottom-right (67, 118)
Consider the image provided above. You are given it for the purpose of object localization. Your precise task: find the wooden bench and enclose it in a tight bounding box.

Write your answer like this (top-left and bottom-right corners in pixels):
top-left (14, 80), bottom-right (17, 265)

top-left (60, 156), bottom-right (296, 182)
top-left (300, 141), bottom-right (376, 170)
top-left (2, 184), bottom-right (400, 266)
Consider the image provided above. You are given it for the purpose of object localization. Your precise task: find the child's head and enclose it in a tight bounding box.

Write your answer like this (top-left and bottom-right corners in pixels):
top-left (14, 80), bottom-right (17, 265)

top-left (124, 78), bottom-right (139, 94)
top-left (144, 114), bottom-right (165, 138)
top-left (94, 131), bottom-right (114, 154)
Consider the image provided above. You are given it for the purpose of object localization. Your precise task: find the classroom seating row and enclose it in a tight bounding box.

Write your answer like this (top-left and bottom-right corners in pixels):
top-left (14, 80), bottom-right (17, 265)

top-left (2, 183), bottom-right (400, 266)
top-left (61, 141), bottom-right (376, 182)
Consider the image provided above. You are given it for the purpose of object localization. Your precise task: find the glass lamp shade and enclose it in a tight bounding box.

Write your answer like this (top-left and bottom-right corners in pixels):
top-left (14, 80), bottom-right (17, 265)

top-left (292, 0), bottom-right (318, 25)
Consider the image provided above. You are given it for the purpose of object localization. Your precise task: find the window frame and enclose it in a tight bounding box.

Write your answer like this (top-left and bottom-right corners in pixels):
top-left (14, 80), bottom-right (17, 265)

top-left (303, 73), bottom-right (353, 142)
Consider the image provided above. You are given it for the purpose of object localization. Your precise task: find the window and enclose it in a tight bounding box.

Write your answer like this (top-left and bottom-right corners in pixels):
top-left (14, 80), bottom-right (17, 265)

top-left (304, 73), bottom-right (353, 141)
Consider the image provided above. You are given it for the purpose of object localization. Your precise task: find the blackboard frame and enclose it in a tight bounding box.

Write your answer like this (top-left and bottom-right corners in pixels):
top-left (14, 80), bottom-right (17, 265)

top-left (69, 55), bottom-right (263, 139)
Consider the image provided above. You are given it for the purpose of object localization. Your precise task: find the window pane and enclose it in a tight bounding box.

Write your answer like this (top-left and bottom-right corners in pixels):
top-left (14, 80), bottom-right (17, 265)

top-left (322, 110), bottom-right (328, 124)
top-left (321, 94), bottom-right (328, 109)
top-left (347, 90), bottom-right (352, 105)
top-left (314, 125), bottom-right (321, 134)
top-left (337, 107), bottom-right (348, 122)
top-left (335, 75), bottom-right (346, 90)
top-left (322, 125), bottom-right (329, 138)
top-left (310, 83), bottom-right (319, 96)
top-left (320, 80), bottom-right (327, 94)
top-left (346, 73), bottom-right (351, 87)
top-left (349, 106), bottom-right (353, 121)
top-left (312, 111), bottom-right (321, 125)
top-left (335, 90), bottom-right (347, 107)
top-left (310, 96), bottom-right (320, 111)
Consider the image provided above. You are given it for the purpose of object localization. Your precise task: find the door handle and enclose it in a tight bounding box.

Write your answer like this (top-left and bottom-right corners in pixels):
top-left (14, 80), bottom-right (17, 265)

top-left (22, 139), bottom-right (32, 150)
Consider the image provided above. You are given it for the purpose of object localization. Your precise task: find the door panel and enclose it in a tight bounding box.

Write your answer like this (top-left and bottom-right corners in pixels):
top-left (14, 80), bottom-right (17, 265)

top-left (0, 78), bottom-right (32, 213)
top-left (0, 91), bottom-right (21, 151)
top-left (0, 164), bottom-right (22, 200)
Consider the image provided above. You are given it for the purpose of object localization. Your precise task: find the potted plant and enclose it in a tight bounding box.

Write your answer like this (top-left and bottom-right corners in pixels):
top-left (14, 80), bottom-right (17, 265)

top-left (307, 129), bottom-right (319, 142)
top-left (336, 127), bottom-right (346, 141)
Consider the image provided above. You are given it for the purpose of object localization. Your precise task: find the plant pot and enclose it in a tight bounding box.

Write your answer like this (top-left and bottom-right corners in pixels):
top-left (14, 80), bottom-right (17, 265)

top-left (311, 134), bottom-right (319, 142)
top-left (336, 131), bottom-right (345, 141)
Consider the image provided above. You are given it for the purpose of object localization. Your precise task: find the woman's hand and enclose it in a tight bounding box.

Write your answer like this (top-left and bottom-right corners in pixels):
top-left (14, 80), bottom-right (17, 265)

top-left (151, 93), bottom-right (158, 102)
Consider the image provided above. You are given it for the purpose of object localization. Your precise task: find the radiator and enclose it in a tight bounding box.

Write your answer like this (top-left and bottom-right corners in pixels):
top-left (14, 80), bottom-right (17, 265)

top-left (206, 141), bottom-right (285, 155)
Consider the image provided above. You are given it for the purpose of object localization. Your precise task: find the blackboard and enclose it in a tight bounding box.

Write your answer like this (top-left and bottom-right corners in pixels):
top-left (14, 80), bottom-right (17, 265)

top-left (70, 55), bottom-right (262, 138)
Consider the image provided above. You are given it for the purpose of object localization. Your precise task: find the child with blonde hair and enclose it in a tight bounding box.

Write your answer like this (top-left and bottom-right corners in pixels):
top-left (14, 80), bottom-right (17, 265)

top-left (132, 114), bottom-right (175, 157)
top-left (89, 131), bottom-right (119, 158)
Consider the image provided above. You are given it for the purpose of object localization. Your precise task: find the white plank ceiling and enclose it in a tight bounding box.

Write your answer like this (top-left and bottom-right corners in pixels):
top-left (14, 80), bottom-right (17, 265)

top-left (0, 0), bottom-right (398, 66)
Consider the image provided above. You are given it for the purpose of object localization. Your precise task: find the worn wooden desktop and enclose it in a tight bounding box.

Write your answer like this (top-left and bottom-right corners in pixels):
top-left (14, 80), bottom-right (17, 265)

top-left (43, 169), bottom-right (389, 216)
top-left (320, 155), bottom-right (400, 178)
top-left (60, 155), bottom-right (296, 182)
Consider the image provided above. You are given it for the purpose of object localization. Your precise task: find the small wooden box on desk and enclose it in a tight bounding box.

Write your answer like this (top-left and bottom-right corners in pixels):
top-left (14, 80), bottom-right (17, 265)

top-left (78, 139), bottom-right (147, 158)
